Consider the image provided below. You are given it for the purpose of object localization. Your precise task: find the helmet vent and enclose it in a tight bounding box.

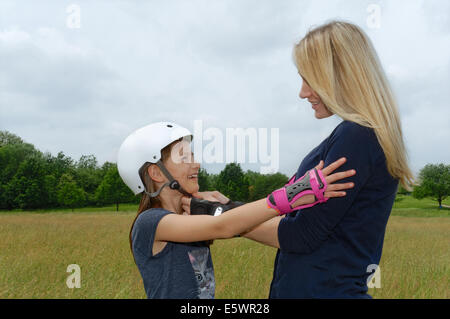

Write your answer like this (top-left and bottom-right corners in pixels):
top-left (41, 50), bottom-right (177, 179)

top-left (167, 124), bottom-right (173, 128)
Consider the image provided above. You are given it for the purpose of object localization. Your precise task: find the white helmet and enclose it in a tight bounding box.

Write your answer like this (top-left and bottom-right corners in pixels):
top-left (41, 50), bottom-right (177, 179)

top-left (117, 122), bottom-right (192, 195)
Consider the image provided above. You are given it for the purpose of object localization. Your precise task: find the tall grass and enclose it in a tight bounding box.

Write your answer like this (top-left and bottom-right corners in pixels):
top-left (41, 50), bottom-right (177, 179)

top-left (368, 216), bottom-right (449, 298)
top-left (0, 198), bottom-right (448, 299)
top-left (0, 212), bottom-right (145, 298)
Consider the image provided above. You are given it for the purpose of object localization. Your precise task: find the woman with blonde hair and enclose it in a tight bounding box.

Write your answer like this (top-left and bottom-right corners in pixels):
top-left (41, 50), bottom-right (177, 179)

top-left (184, 20), bottom-right (413, 298)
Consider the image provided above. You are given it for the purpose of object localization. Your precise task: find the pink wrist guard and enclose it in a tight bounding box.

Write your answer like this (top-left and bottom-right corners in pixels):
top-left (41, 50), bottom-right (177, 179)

top-left (266, 168), bottom-right (328, 215)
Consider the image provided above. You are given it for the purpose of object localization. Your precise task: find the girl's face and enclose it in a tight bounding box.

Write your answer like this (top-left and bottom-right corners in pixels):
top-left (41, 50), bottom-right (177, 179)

top-left (299, 77), bottom-right (333, 119)
top-left (164, 140), bottom-right (200, 194)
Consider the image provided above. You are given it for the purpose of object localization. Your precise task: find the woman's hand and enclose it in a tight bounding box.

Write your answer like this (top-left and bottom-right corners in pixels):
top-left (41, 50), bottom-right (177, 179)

top-left (193, 191), bottom-right (230, 204)
top-left (181, 191), bottom-right (230, 214)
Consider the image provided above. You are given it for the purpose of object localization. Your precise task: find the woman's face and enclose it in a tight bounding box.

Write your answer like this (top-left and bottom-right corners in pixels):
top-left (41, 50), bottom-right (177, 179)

top-left (299, 77), bottom-right (333, 119)
top-left (164, 140), bottom-right (200, 194)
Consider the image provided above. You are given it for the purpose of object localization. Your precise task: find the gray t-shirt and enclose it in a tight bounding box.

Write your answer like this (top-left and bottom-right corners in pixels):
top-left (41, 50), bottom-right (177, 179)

top-left (131, 208), bottom-right (215, 299)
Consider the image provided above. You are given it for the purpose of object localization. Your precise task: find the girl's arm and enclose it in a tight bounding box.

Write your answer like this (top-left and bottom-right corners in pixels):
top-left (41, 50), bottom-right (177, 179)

top-left (155, 158), bottom-right (355, 243)
top-left (155, 198), bottom-right (283, 242)
top-left (239, 158), bottom-right (354, 248)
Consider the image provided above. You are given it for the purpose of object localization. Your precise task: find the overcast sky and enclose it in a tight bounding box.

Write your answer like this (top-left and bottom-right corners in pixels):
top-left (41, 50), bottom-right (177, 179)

top-left (0, 0), bottom-right (449, 176)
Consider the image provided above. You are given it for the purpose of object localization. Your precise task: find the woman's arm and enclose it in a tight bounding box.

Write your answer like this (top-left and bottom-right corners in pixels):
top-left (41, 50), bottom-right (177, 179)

top-left (240, 216), bottom-right (282, 248)
top-left (276, 123), bottom-right (378, 254)
top-left (156, 158), bottom-right (355, 243)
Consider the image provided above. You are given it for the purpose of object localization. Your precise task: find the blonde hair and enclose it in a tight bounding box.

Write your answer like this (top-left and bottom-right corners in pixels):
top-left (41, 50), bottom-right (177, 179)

top-left (293, 20), bottom-right (414, 190)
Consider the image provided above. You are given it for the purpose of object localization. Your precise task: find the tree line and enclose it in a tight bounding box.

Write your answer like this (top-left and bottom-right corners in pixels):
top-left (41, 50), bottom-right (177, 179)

top-left (1, 130), bottom-right (448, 211)
top-left (0, 131), bottom-right (289, 211)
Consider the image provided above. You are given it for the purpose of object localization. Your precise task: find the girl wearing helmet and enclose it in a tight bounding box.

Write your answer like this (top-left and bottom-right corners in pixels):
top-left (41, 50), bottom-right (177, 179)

top-left (118, 122), bottom-right (356, 299)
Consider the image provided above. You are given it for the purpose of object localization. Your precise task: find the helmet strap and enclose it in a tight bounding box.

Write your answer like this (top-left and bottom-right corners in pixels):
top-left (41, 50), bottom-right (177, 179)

top-left (144, 181), bottom-right (170, 198)
top-left (145, 160), bottom-right (192, 198)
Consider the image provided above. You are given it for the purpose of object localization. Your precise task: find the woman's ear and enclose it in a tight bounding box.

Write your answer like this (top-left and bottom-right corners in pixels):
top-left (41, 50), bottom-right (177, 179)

top-left (147, 164), bottom-right (165, 183)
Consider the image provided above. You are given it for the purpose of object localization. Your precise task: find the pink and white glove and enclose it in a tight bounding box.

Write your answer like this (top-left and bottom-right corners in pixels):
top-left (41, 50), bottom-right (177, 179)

top-left (267, 168), bottom-right (328, 215)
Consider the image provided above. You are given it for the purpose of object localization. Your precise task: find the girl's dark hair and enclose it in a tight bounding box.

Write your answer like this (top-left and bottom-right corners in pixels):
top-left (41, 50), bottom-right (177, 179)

top-left (128, 140), bottom-right (177, 258)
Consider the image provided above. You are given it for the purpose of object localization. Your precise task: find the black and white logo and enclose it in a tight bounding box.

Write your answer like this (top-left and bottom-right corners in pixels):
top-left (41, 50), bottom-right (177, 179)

top-left (214, 207), bottom-right (223, 216)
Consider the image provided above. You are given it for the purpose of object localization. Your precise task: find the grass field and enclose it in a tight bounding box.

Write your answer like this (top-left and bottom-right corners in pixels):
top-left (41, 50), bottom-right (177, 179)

top-left (0, 196), bottom-right (448, 299)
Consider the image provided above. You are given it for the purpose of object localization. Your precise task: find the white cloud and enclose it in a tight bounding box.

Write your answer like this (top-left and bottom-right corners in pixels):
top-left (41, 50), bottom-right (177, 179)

top-left (0, 0), bottom-right (449, 176)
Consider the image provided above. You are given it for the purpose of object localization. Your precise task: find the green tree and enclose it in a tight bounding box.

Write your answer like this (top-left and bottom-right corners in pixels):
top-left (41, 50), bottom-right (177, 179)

top-left (100, 161), bottom-right (116, 175)
top-left (0, 130), bottom-right (24, 146)
top-left (96, 165), bottom-right (134, 211)
top-left (45, 151), bottom-right (75, 183)
top-left (0, 136), bottom-right (38, 209)
top-left (246, 171), bottom-right (289, 201)
top-left (8, 176), bottom-right (38, 209)
top-left (57, 174), bottom-right (86, 211)
top-left (197, 168), bottom-right (210, 192)
top-left (412, 163), bottom-right (450, 208)
top-left (43, 174), bottom-right (58, 207)
top-left (208, 173), bottom-right (219, 190)
top-left (43, 151), bottom-right (78, 208)
top-left (77, 154), bottom-right (98, 170)
top-left (215, 163), bottom-right (250, 202)
top-left (7, 154), bottom-right (50, 209)
top-left (74, 154), bottom-right (103, 205)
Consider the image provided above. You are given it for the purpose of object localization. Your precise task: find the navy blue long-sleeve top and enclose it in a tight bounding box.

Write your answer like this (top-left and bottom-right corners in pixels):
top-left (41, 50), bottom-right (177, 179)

top-left (269, 120), bottom-right (398, 298)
